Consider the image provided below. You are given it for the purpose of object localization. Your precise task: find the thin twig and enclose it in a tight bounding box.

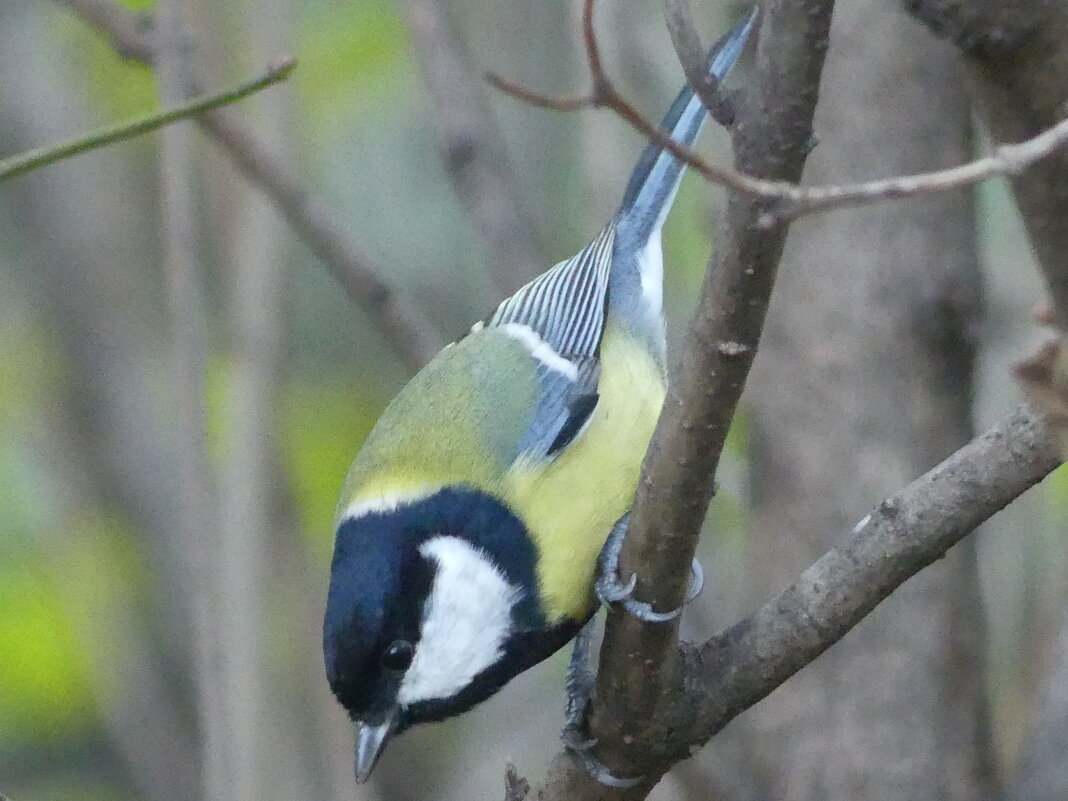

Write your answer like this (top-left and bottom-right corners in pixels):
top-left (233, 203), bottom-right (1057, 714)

top-left (663, 0), bottom-right (735, 125)
top-left (0, 59), bottom-right (294, 181)
top-left (59, 0), bottom-right (444, 369)
top-left (486, 0), bottom-right (1068, 225)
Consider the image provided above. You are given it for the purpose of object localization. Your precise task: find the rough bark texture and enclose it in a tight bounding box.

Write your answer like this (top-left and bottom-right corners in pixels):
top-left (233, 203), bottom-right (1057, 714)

top-left (738, 3), bottom-right (995, 800)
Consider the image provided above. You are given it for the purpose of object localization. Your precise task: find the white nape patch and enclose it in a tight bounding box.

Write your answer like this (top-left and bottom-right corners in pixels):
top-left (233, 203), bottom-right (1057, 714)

top-left (637, 228), bottom-right (664, 318)
top-left (500, 323), bottom-right (578, 380)
top-left (342, 488), bottom-right (437, 523)
top-left (398, 536), bottom-right (520, 706)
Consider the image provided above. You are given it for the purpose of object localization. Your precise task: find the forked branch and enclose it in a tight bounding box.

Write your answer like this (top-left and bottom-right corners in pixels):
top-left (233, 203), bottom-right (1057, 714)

top-left (487, 0), bottom-right (1068, 225)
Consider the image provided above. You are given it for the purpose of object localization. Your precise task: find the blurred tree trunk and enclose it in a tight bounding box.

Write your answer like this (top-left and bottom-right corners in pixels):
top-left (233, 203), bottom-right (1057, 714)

top-left (738, 3), bottom-right (995, 799)
top-left (1013, 621), bottom-right (1068, 801)
top-left (196, 0), bottom-right (288, 797)
top-left (915, 3), bottom-right (1068, 797)
top-left (0, 5), bottom-right (199, 801)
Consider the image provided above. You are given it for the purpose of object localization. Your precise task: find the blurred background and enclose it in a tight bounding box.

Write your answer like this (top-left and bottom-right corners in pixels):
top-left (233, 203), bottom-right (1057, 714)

top-left (0, 0), bottom-right (1065, 800)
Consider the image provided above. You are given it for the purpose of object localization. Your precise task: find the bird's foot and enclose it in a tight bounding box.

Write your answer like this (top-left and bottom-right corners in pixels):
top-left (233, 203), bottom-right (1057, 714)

top-left (563, 619), bottom-right (596, 735)
top-left (566, 745), bottom-right (644, 789)
top-left (560, 610), bottom-right (646, 788)
top-left (595, 514), bottom-right (704, 622)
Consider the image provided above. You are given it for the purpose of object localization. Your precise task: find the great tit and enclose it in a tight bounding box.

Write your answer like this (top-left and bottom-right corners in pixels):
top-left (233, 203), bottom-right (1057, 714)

top-left (324, 11), bottom-right (755, 784)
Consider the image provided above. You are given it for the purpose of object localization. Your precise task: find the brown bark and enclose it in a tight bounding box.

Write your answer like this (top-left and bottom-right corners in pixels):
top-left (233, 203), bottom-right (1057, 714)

top-left (527, 1), bottom-right (837, 797)
top-left (738, 3), bottom-right (995, 799)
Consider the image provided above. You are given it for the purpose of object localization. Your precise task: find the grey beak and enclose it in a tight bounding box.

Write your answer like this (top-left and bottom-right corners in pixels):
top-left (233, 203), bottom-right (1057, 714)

top-left (354, 710), bottom-right (398, 783)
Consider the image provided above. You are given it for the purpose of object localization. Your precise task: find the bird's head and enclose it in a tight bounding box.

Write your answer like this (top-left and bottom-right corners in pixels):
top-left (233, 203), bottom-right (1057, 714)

top-left (323, 487), bottom-right (547, 782)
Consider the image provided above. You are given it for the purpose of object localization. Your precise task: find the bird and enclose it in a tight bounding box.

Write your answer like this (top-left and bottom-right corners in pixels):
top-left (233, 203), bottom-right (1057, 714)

top-left (323, 10), bottom-right (756, 785)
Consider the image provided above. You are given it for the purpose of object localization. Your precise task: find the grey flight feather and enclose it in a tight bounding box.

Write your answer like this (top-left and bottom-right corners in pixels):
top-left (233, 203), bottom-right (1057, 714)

top-left (486, 226), bottom-right (614, 461)
top-left (608, 8), bottom-right (757, 356)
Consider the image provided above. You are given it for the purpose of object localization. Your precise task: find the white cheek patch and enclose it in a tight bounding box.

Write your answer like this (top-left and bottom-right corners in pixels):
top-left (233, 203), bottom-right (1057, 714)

top-left (499, 323), bottom-right (579, 380)
top-left (397, 536), bottom-right (520, 707)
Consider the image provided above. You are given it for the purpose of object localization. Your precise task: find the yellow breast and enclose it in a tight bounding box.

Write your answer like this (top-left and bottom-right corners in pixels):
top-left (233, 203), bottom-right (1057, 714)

top-left (503, 324), bottom-right (666, 622)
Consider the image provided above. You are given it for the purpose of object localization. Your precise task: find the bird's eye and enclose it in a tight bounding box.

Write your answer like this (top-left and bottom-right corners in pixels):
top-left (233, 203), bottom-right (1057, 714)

top-left (381, 640), bottom-right (415, 672)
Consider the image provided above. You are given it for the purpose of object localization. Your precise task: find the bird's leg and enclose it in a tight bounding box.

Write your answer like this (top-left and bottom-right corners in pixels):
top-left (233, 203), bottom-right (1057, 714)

top-left (596, 512), bottom-right (704, 622)
top-left (562, 617), bottom-right (597, 748)
top-left (560, 617), bottom-right (643, 789)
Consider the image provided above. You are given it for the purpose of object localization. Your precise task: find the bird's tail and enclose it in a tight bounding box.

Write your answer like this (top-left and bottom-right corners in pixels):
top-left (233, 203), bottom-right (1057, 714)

top-left (615, 8), bottom-right (758, 244)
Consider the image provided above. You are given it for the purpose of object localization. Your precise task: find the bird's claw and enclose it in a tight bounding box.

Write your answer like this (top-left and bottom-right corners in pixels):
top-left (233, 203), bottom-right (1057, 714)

top-left (565, 745), bottom-right (644, 790)
top-left (596, 514), bottom-right (705, 622)
top-left (595, 568), bottom-right (636, 604)
top-left (561, 621), bottom-right (639, 786)
top-left (560, 726), bottom-right (596, 752)
top-left (564, 621), bottom-right (596, 730)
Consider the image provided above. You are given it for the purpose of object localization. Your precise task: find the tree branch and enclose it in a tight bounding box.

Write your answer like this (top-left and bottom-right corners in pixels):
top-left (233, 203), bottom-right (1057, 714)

top-left (519, 398), bottom-right (1062, 798)
top-left (59, 0), bottom-right (444, 369)
top-left (662, 0), bottom-right (737, 125)
top-left (399, 0), bottom-right (543, 292)
top-left (0, 58), bottom-right (294, 181)
top-left (525, 2), bottom-right (835, 797)
top-left (681, 405), bottom-right (1062, 747)
top-left (903, 2), bottom-right (1068, 788)
top-left (903, 0), bottom-right (1046, 59)
top-left (589, 0), bottom-right (835, 787)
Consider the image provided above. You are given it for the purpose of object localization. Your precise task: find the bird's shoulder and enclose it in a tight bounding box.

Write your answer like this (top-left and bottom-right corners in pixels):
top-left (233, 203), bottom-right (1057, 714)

top-left (336, 328), bottom-right (541, 520)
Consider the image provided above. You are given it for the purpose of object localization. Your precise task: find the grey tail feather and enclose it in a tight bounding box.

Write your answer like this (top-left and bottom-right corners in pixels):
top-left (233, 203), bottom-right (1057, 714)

top-left (615, 7), bottom-right (758, 245)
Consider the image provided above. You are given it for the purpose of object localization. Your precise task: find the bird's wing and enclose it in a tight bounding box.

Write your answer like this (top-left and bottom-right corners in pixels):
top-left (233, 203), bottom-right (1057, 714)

top-left (484, 225), bottom-right (615, 462)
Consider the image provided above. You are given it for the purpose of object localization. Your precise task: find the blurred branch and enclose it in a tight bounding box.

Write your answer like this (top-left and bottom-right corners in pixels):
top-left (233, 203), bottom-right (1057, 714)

top-left (55, 0), bottom-right (154, 60)
top-left (154, 1), bottom-right (228, 798)
top-left (905, 0), bottom-right (1068, 462)
top-left (59, 0), bottom-right (444, 369)
top-left (399, 0), bottom-right (542, 292)
top-left (904, 0), bottom-right (1046, 59)
top-left (676, 406), bottom-right (1062, 756)
top-left (486, 0), bottom-right (1068, 226)
top-left (0, 58), bottom-right (294, 181)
